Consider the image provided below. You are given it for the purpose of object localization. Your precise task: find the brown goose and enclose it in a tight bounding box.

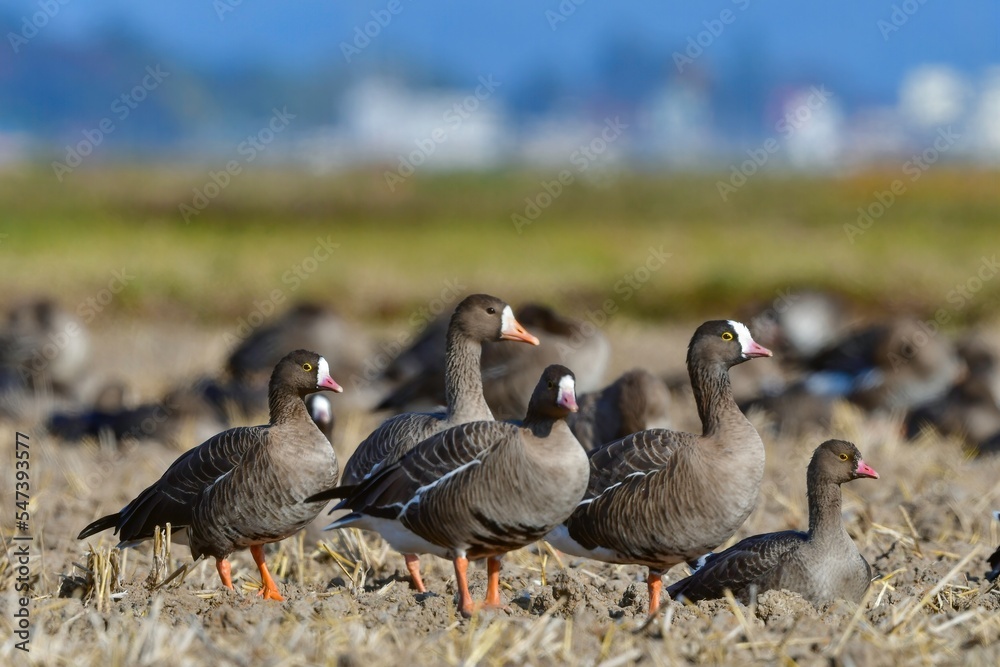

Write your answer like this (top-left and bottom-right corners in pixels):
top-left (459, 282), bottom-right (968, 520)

top-left (78, 349), bottom-right (343, 600)
top-left (667, 439), bottom-right (878, 605)
top-left (545, 320), bottom-right (772, 615)
top-left (376, 303), bottom-right (609, 419)
top-left (339, 294), bottom-right (539, 592)
top-left (567, 368), bottom-right (672, 452)
top-left (309, 364), bottom-right (589, 617)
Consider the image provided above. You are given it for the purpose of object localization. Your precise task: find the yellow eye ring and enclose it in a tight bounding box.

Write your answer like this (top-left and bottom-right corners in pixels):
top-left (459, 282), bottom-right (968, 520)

top-left (302, 363), bottom-right (313, 372)
top-left (839, 453), bottom-right (849, 461)
top-left (721, 332), bottom-right (734, 341)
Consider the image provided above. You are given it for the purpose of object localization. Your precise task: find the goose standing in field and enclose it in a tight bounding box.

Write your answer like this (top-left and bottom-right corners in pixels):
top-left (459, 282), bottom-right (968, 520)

top-left (545, 320), bottom-right (773, 615)
top-left (567, 368), bottom-right (672, 452)
top-left (339, 294), bottom-right (540, 592)
top-left (78, 349), bottom-right (343, 600)
top-left (375, 303), bottom-right (608, 419)
top-left (309, 365), bottom-right (589, 617)
top-left (667, 439), bottom-right (879, 606)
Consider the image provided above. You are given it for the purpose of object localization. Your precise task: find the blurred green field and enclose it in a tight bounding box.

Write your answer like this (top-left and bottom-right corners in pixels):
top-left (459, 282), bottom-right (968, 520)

top-left (3, 165), bottom-right (999, 325)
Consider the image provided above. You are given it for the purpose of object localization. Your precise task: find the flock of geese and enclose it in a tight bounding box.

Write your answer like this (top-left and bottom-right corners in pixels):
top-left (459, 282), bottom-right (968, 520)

top-left (71, 294), bottom-right (906, 618)
top-left (2, 292), bottom-right (997, 618)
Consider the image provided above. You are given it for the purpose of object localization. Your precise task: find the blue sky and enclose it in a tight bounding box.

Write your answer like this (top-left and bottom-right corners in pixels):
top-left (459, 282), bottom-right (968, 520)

top-left (11, 0), bottom-right (998, 99)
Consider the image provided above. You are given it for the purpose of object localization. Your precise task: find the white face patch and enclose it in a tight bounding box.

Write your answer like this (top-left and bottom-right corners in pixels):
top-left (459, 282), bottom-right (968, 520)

top-left (317, 356), bottom-right (332, 386)
top-left (727, 320), bottom-right (755, 356)
top-left (558, 375), bottom-right (575, 399)
top-left (500, 305), bottom-right (515, 334)
top-left (309, 395), bottom-right (332, 423)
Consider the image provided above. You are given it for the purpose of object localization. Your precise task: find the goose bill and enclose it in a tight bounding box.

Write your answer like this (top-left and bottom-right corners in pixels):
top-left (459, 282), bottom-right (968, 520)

top-left (500, 306), bottom-right (541, 345)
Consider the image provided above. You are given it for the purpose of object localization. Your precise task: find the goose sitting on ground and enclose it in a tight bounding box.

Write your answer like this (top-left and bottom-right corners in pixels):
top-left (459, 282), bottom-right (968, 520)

top-left (339, 294), bottom-right (539, 592)
top-left (804, 318), bottom-right (962, 413)
top-left (309, 365), bottom-right (589, 617)
top-left (567, 369), bottom-right (672, 452)
top-left (545, 320), bottom-right (772, 615)
top-left (376, 303), bottom-right (609, 419)
top-left (78, 350), bottom-right (343, 600)
top-left (667, 439), bottom-right (879, 606)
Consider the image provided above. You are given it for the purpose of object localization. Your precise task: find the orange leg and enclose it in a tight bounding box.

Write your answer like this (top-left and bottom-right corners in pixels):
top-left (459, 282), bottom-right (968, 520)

top-left (453, 556), bottom-right (474, 618)
top-left (250, 544), bottom-right (286, 601)
top-left (647, 570), bottom-right (663, 616)
top-left (484, 556), bottom-right (502, 608)
top-left (216, 558), bottom-right (234, 590)
top-left (404, 553), bottom-right (427, 593)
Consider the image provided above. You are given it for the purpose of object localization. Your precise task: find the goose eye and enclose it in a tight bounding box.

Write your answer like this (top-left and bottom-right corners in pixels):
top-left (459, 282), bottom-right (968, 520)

top-left (486, 307), bottom-right (496, 315)
top-left (302, 363), bottom-right (313, 372)
top-left (721, 332), bottom-right (734, 341)
top-left (839, 453), bottom-right (849, 461)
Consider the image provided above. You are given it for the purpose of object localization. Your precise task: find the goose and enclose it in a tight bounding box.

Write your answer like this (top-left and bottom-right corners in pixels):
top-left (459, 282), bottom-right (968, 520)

top-left (306, 393), bottom-right (335, 444)
top-left (803, 318), bottom-right (962, 412)
top-left (0, 298), bottom-right (90, 398)
top-left (986, 512), bottom-right (1000, 582)
top-left (375, 303), bottom-right (609, 419)
top-left (225, 303), bottom-right (372, 408)
top-left (667, 439), bottom-right (879, 606)
top-left (545, 320), bottom-right (772, 615)
top-left (309, 364), bottom-right (588, 617)
top-left (567, 368), bottom-right (672, 452)
top-left (77, 349), bottom-right (343, 600)
top-left (339, 294), bottom-right (539, 592)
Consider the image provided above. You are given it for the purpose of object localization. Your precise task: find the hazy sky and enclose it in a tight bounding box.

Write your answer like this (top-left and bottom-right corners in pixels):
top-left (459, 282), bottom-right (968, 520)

top-left (9, 0), bottom-right (998, 100)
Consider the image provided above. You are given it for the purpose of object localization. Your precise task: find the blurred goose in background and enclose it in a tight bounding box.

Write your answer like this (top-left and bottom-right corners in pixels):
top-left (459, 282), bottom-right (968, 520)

top-left (339, 294), bottom-right (539, 592)
top-left (667, 439), bottom-right (879, 606)
top-left (0, 298), bottom-right (90, 399)
top-left (546, 320), bottom-right (773, 615)
top-left (226, 303), bottom-right (372, 406)
top-left (905, 333), bottom-right (1000, 451)
top-left (78, 350), bottom-right (343, 600)
top-left (567, 368), bottom-right (671, 452)
top-left (310, 365), bottom-right (588, 617)
top-left (803, 318), bottom-right (963, 413)
top-left (376, 302), bottom-right (609, 420)
top-left (306, 393), bottom-right (335, 444)
top-left (749, 290), bottom-right (847, 364)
